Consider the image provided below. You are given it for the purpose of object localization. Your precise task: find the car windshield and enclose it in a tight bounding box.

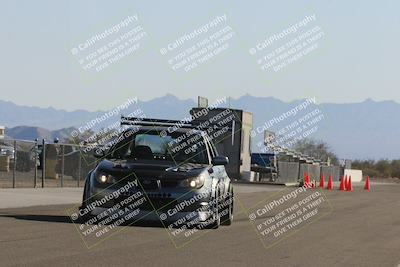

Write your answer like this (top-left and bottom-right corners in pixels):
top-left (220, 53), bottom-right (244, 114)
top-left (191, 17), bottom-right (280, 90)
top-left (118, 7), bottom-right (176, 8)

top-left (108, 130), bottom-right (209, 164)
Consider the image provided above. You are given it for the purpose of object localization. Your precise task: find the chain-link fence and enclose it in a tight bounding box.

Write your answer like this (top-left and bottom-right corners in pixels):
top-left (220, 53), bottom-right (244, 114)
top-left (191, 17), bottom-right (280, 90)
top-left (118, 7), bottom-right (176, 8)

top-left (299, 163), bottom-right (321, 182)
top-left (277, 161), bottom-right (300, 183)
top-left (321, 165), bottom-right (341, 181)
top-left (1, 138), bottom-right (344, 188)
top-left (0, 139), bottom-right (97, 188)
top-left (274, 161), bottom-right (340, 184)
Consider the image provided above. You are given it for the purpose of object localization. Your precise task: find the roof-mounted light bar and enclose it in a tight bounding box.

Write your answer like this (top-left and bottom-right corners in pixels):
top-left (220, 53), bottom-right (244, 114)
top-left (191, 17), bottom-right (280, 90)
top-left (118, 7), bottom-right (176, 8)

top-left (120, 116), bottom-right (233, 131)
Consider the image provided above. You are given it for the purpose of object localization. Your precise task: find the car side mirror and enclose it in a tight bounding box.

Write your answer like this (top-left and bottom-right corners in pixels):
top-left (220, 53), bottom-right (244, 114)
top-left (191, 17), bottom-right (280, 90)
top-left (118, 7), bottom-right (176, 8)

top-left (212, 156), bottom-right (229, 166)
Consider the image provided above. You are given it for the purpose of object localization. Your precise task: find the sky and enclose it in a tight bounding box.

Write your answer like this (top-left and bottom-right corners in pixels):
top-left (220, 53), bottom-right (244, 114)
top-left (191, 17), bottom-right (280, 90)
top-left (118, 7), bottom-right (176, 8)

top-left (0, 0), bottom-right (399, 111)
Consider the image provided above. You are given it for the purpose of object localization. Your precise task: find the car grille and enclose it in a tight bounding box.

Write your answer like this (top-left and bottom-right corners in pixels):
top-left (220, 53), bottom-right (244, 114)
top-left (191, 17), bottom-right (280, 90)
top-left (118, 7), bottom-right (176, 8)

top-left (138, 179), bottom-right (180, 190)
top-left (161, 180), bottom-right (179, 188)
top-left (140, 180), bottom-right (159, 190)
top-left (140, 195), bottom-right (177, 211)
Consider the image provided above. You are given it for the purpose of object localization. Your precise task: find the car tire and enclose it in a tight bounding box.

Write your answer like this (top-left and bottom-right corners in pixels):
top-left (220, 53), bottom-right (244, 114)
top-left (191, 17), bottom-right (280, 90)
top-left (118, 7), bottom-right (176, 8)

top-left (79, 175), bottom-right (94, 223)
top-left (221, 185), bottom-right (233, 226)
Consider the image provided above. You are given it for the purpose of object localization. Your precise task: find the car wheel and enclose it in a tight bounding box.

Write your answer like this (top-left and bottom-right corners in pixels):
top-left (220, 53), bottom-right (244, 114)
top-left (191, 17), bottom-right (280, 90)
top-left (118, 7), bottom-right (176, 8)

top-left (79, 176), bottom-right (94, 222)
top-left (221, 185), bottom-right (233, 226)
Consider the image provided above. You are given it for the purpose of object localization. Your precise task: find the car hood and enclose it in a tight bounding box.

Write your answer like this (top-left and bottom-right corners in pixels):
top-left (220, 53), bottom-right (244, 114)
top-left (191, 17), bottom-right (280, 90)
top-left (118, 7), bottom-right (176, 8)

top-left (96, 159), bottom-right (209, 180)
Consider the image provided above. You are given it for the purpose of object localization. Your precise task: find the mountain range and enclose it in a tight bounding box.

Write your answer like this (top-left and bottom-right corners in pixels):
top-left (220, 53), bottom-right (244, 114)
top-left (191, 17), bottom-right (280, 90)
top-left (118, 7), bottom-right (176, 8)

top-left (1, 94), bottom-right (399, 160)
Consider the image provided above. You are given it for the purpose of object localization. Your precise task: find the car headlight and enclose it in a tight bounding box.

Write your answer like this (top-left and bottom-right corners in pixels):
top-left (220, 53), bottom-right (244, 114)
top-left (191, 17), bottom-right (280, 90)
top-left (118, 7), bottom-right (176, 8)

top-left (95, 171), bottom-right (116, 184)
top-left (181, 173), bottom-right (206, 189)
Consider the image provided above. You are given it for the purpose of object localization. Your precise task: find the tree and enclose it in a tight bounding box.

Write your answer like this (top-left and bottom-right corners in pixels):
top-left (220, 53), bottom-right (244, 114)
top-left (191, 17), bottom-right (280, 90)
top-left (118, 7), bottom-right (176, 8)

top-left (390, 160), bottom-right (400, 178)
top-left (375, 159), bottom-right (391, 177)
top-left (352, 159), bottom-right (400, 179)
top-left (293, 138), bottom-right (339, 165)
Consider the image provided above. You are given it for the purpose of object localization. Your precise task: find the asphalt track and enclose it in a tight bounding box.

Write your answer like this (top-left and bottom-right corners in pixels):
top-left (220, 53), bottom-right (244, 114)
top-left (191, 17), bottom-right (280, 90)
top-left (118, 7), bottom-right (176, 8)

top-left (0, 183), bottom-right (399, 267)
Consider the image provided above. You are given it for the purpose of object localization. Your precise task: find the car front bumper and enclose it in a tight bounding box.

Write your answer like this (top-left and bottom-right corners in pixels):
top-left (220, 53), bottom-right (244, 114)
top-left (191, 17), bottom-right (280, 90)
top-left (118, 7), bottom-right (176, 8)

top-left (85, 185), bottom-right (215, 225)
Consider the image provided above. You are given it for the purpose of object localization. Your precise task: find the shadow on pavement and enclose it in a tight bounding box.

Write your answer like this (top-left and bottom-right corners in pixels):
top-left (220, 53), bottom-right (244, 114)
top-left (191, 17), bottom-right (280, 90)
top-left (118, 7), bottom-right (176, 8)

top-left (0, 213), bottom-right (169, 228)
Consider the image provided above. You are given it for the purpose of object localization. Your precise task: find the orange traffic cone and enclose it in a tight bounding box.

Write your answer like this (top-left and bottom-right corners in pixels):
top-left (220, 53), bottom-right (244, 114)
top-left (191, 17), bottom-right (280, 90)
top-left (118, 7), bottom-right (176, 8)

top-left (346, 176), bottom-right (353, 191)
top-left (326, 175), bottom-right (333, 190)
top-left (304, 172), bottom-right (311, 188)
top-left (344, 175), bottom-right (348, 190)
top-left (319, 174), bottom-right (325, 188)
top-left (339, 176), bottom-right (345, 191)
top-left (364, 176), bottom-right (371, 191)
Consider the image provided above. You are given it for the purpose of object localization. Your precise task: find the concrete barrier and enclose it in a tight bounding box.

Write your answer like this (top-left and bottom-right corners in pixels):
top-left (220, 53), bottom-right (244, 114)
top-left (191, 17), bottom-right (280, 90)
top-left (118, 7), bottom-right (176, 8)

top-left (344, 169), bottom-right (363, 182)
